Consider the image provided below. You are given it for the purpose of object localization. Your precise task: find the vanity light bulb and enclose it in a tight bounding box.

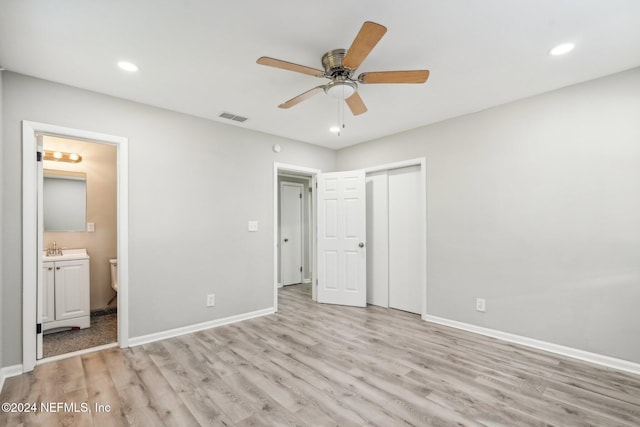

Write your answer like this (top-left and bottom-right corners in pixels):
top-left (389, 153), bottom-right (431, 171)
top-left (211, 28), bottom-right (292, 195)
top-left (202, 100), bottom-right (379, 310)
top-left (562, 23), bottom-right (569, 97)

top-left (53, 151), bottom-right (63, 159)
top-left (69, 153), bottom-right (79, 161)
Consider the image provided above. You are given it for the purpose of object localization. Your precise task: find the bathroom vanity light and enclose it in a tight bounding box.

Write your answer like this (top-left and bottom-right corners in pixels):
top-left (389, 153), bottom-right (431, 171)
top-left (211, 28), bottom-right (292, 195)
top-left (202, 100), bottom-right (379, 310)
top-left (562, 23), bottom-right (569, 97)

top-left (43, 150), bottom-right (83, 163)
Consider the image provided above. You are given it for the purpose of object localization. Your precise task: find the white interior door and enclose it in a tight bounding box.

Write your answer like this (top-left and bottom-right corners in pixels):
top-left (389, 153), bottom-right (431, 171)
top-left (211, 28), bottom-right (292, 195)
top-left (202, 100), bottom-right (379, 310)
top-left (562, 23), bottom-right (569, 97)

top-left (366, 171), bottom-right (389, 307)
top-left (281, 182), bottom-right (303, 286)
top-left (36, 135), bottom-right (44, 359)
top-left (317, 170), bottom-right (366, 307)
top-left (388, 166), bottom-right (422, 314)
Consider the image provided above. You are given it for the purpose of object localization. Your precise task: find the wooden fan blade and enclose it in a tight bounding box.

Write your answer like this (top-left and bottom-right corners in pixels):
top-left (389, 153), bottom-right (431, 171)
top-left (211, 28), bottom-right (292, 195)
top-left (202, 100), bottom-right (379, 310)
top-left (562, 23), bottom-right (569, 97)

top-left (257, 57), bottom-right (325, 77)
top-left (278, 86), bottom-right (325, 109)
top-left (345, 92), bottom-right (367, 116)
top-left (342, 21), bottom-right (387, 70)
top-left (359, 70), bottom-right (430, 84)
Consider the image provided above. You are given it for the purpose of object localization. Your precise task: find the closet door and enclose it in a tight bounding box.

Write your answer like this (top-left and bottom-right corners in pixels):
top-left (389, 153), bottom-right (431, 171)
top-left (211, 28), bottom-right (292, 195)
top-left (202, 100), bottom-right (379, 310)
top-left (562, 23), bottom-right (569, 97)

top-left (388, 166), bottom-right (422, 314)
top-left (365, 171), bottom-right (389, 307)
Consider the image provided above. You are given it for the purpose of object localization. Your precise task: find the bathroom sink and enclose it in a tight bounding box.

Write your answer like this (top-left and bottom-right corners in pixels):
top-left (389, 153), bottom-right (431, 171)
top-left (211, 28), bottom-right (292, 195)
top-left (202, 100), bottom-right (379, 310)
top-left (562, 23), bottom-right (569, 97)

top-left (43, 248), bottom-right (90, 261)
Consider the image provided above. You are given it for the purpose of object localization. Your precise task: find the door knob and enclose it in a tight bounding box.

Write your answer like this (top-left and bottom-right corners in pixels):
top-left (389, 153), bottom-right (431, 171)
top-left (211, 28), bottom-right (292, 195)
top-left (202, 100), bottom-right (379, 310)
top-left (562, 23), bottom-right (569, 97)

top-left (284, 238), bottom-right (288, 242)
top-left (359, 242), bottom-right (365, 248)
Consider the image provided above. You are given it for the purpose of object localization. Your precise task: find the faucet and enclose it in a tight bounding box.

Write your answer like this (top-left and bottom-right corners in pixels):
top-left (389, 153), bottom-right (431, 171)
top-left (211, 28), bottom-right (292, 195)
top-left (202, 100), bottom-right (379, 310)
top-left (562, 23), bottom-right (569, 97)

top-left (47, 241), bottom-right (63, 256)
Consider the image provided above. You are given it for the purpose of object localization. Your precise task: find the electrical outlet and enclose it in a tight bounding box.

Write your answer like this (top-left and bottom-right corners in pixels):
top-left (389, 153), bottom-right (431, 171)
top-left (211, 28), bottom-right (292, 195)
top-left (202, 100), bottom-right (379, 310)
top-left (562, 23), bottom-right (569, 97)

top-left (476, 298), bottom-right (486, 312)
top-left (206, 294), bottom-right (215, 307)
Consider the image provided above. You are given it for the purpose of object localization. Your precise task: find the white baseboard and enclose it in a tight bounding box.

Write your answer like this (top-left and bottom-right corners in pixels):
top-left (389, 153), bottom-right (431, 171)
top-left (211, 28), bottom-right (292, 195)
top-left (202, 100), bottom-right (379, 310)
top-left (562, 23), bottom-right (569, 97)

top-left (423, 314), bottom-right (640, 376)
top-left (129, 307), bottom-right (276, 347)
top-left (0, 364), bottom-right (24, 393)
top-left (303, 278), bottom-right (312, 284)
top-left (277, 282), bottom-right (283, 289)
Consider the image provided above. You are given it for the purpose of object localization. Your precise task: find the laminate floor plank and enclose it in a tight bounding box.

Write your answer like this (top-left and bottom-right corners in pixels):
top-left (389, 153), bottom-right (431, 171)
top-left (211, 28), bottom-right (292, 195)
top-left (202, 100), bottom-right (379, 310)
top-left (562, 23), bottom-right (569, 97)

top-left (2, 283), bottom-right (639, 426)
top-left (81, 351), bottom-right (126, 427)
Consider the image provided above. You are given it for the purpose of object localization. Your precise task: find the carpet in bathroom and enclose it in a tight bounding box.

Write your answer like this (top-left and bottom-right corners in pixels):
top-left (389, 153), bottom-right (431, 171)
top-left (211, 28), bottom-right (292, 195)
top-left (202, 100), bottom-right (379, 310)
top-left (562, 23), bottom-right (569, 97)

top-left (43, 312), bottom-right (117, 358)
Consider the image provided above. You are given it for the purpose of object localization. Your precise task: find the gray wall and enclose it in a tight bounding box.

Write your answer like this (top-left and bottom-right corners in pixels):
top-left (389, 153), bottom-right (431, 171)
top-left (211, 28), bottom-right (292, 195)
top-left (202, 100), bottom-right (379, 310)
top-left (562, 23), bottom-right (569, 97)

top-left (0, 69), bottom-right (4, 370)
top-left (1, 72), bottom-right (336, 366)
top-left (337, 67), bottom-right (640, 363)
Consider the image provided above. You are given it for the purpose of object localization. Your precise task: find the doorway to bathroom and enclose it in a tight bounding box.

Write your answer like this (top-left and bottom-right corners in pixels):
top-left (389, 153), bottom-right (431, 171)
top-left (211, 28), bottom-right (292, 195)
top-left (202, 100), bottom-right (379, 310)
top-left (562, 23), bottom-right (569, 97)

top-left (22, 121), bottom-right (129, 371)
top-left (40, 135), bottom-right (118, 359)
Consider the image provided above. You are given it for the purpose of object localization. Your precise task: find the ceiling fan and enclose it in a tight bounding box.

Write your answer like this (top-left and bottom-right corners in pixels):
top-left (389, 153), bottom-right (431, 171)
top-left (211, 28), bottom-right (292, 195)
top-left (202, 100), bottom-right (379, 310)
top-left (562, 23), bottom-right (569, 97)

top-left (257, 21), bottom-right (430, 116)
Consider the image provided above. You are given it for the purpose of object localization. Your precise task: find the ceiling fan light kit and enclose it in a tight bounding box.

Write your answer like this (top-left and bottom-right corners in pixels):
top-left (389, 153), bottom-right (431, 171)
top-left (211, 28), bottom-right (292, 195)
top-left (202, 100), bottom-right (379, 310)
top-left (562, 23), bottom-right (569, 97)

top-left (257, 21), bottom-right (430, 116)
top-left (324, 78), bottom-right (356, 99)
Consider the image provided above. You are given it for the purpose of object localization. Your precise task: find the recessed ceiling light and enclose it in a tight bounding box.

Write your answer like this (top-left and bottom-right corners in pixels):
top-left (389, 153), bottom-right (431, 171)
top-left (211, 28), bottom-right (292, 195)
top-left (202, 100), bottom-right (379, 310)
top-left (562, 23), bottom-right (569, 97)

top-left (329, 126), bottom-right (340, 133)
top-left (549, 43), bottom-right (575, 56)
top-left (117, 61), bottom-right (139, 72)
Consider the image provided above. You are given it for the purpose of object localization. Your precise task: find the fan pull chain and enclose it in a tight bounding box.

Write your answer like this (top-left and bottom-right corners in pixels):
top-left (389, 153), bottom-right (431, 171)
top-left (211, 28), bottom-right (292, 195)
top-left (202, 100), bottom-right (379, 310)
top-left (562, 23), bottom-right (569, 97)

top-left (336, 95), bottom-right (342, 137)
top-left (339, 85), bottom-right (346, 136)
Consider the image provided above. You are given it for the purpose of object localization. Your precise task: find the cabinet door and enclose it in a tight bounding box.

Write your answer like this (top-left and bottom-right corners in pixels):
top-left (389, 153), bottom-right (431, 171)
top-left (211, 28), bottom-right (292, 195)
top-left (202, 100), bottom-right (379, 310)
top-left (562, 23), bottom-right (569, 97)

top-left (42, 262), bottom-right (56, 323)
top-left (54, 259), bottom-right (90, 321)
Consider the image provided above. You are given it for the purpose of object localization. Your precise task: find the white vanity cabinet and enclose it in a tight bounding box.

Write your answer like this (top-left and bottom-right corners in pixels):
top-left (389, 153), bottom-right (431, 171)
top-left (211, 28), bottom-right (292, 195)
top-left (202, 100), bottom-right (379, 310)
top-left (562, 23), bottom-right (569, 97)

top-left (42, 250), bottom-right (90, 332)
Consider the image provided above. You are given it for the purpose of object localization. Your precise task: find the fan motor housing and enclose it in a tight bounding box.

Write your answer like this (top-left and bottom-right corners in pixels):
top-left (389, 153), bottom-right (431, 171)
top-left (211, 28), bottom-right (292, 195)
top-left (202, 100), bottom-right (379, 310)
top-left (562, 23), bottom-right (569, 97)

top-left (322, 49), bottom-right (353, 77)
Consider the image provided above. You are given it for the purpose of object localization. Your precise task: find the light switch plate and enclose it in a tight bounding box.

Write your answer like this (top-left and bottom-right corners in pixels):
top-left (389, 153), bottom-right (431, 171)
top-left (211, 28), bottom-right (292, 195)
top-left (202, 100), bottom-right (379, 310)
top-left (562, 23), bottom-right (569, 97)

top-left (248, 220), bottom-right (258, 232)
top-left (87, 222), bottom-right (95, 232)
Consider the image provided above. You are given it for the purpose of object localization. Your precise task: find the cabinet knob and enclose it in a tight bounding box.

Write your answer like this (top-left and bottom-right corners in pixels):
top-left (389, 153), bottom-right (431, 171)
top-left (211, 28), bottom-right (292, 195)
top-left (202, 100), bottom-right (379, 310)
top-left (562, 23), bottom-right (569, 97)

top-left (56, 266), bottom-right (61, 270)
top-left (48, 267), bottom-right (53, 271)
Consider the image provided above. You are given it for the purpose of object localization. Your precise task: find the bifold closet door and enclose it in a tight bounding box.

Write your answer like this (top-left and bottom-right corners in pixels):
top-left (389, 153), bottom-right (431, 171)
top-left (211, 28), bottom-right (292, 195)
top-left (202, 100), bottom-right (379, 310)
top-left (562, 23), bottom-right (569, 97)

top-left (366, 171), bottom-right (389, 307)
top-left (388, 165), bottom-right (422, 314)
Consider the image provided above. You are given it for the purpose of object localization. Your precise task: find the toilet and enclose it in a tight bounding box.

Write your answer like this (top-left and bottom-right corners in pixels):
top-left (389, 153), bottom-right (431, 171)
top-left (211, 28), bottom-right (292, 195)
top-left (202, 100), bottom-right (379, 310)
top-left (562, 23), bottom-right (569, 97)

top-left (108, 258), bottom-right (118, 305)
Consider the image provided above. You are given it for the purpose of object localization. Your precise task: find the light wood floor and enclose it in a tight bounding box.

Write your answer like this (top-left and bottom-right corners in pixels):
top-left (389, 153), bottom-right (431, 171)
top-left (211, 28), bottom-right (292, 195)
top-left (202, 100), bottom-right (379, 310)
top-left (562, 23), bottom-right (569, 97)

top-left (2, 283), bottom-right (639, 426)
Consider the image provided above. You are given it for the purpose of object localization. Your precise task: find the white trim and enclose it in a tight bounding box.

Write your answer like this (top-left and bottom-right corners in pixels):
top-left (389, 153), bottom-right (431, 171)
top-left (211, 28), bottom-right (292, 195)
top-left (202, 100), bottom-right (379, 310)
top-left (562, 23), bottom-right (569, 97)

top-left (364, 157), bottom-right (426, 174)
top-left (273, 163), bottom-right (321, 311)
top-left (129, 307), bottom-right (275, 347)
top-left (0, 365), bottom-right (24, 393)
top-left (36, 343), bottom-right (118, 366)
top-left (423, 314), bottom-right (640, 376)
top-left (22, 121), bottom-right (129, 372)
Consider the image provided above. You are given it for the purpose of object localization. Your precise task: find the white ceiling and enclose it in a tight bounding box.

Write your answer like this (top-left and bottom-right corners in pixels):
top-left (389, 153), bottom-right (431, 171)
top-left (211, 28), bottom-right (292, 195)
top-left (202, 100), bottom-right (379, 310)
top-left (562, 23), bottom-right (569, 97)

top-left (2, 1), bottom-right (640, 150)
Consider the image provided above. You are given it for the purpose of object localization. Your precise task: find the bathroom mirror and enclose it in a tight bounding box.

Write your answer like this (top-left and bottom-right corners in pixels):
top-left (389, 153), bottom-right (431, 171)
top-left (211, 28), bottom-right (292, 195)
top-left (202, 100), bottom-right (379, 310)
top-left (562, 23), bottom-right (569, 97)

top-left (43, 169), bottom-right (87, 232)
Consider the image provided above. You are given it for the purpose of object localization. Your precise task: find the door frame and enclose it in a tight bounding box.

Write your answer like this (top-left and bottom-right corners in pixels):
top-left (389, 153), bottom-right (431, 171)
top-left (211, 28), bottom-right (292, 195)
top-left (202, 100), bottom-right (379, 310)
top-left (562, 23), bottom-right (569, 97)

top-left (280, 181), bottom-right (304, 286)
top-left (364, 158), bottom-right (427, 318)
top-left (22, 121), bottom-right (129, 372)
top-left (272, 158), bottom-right (426, 317)
top-left (273, 163), bottom-right (320, 311)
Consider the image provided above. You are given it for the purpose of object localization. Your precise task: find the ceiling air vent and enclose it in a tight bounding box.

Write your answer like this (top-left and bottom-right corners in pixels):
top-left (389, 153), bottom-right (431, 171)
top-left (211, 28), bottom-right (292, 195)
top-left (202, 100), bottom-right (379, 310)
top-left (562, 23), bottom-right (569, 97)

top-left (219, 112), bottom-right (248, 123)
